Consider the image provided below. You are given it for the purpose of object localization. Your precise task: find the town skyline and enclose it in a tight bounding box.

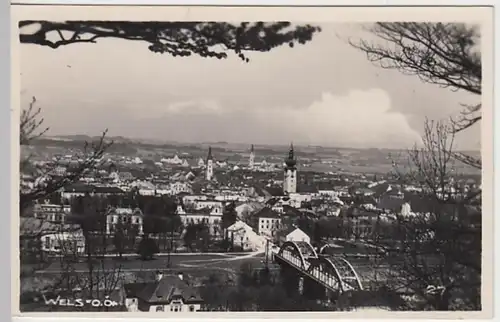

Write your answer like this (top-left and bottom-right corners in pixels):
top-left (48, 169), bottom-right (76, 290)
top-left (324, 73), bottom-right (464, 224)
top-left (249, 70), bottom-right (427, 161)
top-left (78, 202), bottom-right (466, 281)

top-left (45, 133), bottom-right (482, 153)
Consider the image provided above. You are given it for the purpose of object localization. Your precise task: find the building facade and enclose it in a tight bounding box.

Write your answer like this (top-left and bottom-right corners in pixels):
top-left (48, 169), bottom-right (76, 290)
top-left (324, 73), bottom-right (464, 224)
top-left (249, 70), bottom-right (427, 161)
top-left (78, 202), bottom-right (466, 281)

top-left (124, 272), bottom-right (203, 312)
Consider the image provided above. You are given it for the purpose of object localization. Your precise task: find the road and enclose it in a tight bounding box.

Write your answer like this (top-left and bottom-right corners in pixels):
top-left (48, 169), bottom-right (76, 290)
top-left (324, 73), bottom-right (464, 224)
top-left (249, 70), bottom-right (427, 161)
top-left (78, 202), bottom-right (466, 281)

top-left (34, 252), bottom-right (266, 274)
top-left (32, 251), bottom-right (400, 285)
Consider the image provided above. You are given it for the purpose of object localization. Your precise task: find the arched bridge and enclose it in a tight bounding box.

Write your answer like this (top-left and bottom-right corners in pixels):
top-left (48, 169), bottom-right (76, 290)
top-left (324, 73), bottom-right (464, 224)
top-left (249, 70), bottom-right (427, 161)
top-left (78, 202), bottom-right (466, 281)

top-left (273, 241), bottom-right (363, 294)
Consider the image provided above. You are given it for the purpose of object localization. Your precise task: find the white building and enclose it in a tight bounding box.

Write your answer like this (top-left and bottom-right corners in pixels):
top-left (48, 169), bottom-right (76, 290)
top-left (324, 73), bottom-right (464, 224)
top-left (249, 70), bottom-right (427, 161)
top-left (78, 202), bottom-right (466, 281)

top-left (41, 229), bottom-right (85, 254)
top-left (286, 227), bottom-right (310, 244)
top-left (161, 154), bottom-right (184, 165)
top-left (255, 208), bottom-right (282, 238)
top-left (106, 207), bottom-right (144, 235)
top-left (226, 220), bottom-right (267, 251)
top-left (193, 199), bottom-right (224, 210)
top-left (33, 203), bottom-right (71, 224)
top-left (182, 195), bottom-right (208, 206)
top-left (176, 204), bottom-right (223, 231)
top-left (169, 182), bottom-right (193, 195)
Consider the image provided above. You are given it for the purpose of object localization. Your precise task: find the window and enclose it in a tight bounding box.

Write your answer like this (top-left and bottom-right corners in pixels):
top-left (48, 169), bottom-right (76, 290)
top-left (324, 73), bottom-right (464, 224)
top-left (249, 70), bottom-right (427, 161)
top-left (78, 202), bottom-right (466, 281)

top-left (156, 306), bottom-right (164, 312)
top-left (44, 237), bottom-right (50, 249)
top-left (189, 305), bottom-right (195, 312)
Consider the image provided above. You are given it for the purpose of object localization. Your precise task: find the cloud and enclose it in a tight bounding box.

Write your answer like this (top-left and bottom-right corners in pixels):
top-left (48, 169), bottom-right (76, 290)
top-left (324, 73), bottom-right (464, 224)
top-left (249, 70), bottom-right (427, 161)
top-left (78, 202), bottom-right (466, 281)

top-left (164, 100), bottom-right (223, 115)
top-left (130, 88), bottom-right (423, 149)
top-left (246, 89), bottom-right (423, 148)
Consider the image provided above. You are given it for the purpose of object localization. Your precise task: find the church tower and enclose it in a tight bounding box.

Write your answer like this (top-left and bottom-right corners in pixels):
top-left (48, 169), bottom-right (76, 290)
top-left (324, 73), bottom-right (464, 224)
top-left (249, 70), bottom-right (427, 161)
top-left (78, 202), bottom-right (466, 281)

top-left (249, 144), bottom-right (255, 169)
top-left (205, 146), bottom-right (214, 181)
top-left (283, 143), bottom-right (297, 194)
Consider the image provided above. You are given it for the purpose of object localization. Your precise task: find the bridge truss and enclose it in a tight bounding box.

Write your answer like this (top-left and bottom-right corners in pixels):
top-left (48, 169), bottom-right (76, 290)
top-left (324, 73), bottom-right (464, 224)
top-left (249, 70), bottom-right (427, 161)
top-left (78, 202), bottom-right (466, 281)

top-left (275, 241), bottom-right (363, 294)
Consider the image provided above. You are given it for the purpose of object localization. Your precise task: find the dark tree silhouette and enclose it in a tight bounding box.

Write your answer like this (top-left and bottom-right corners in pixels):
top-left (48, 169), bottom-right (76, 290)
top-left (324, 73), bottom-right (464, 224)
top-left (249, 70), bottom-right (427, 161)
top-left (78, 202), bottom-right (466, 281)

top-left (221, 201), bottom-right (237, 230)
top-left (137, 235), bottom-right (160, 260)
top-left (350, 22), bottom-right (481, 169)
top-left (112, 221), bottom-right (128, 259)
top-left (183, 222), bottom-right (211, 252)
top-left (19, 21), bottom-right (321, 62)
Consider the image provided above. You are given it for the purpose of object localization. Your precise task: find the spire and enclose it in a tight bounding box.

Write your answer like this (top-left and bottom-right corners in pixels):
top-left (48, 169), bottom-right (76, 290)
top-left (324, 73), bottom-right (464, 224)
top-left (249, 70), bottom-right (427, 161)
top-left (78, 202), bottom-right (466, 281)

top-left (207, 146), bottom-right (213, 161)
top-left (285, 142), bottom-right (296, 168)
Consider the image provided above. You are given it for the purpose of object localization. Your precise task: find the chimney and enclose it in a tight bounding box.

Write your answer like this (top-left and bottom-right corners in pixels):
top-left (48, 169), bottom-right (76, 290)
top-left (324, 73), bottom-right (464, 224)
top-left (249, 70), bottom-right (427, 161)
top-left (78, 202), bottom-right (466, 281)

top-left (155, 270), bottom-right (163, 281)
top-left (177, 272), bottom-right (184, 281)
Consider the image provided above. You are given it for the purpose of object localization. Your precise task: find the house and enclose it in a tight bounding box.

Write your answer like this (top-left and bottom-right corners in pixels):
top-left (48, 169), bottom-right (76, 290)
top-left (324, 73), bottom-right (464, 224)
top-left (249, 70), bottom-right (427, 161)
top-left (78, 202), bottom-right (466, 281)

top-left (33, 202), bottom-right (71, 224)
top-left (61, 184), bottom-right (125, 202)
top-left (176, 205), bottom-right (223, 233)
top-left (170, 182), bottom-right (193, 195)
top-left (124, 272), bottom-right (203, 312)
top-left (253, 207), bottom-right (281, 238)
top-left (226, 220), bottom-right (267, 251)
top-left (40, 229), bottom-right (86, 254)
top-left (285, 227), bottom-right (311, 244)
top-left (193, 199), bottom-right (223, 210)
top-left (61, 184), bottom-right (95, 201)
top-left (106, 207), bottom-right (144, 235)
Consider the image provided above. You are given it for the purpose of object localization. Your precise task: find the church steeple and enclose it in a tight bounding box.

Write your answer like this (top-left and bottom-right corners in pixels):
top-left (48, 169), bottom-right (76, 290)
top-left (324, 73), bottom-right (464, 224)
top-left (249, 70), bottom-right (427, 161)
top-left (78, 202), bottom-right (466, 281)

top-left (285, 142), bottom-right (296, 168)
top-left (207, 146), bottom-right (213, 161)
top-left (205, 146), bottom-right (214, 181)
top-left (249, 144), bottom-right (255, 169)
top-left (283, 142), bottom-right (297, 194)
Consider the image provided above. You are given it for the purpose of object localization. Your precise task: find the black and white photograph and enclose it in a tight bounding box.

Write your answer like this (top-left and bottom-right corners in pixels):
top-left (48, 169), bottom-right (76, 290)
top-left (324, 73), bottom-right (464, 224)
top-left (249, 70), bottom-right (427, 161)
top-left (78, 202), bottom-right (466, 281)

top-left (14, 5), bottom-right (492, 315)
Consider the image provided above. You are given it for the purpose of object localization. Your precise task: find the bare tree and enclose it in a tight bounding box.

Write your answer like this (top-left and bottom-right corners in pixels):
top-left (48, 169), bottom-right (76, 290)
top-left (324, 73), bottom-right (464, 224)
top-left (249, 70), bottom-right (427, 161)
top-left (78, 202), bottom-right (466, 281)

top-left (350, 22), bottom-right (481, 169)
top-left (19, 97), bottom-right (112, 211)
top-left (19, 21), bottom-right (321, 63)
top-left (375, 120), bottom-right (482, 311)
top-left (20, 96), bottom-right (49, 145)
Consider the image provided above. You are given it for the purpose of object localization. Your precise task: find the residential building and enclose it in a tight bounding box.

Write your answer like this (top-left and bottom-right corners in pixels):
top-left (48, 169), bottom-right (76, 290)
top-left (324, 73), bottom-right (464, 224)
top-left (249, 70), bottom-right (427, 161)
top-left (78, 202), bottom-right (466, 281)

top-left (253, 207), bottom-right (282, 238)
top-left (40, 229), bottom-right (85, 254)
top-left (176, 204), bottom-right (223, 231)
top-left (192, 199), bottom-right (224, 210)
top-left (124, 272), bottom-right (203, 312)
top-left (285, 227), bottom-right (311, 244)
top-left (106, 207), bottom-right (144, 235)
top-left (170, 182), bottom-right (193, 195)
top-left (226, 220), bottom-right (267, 251)
top-left (33, 202), bottom-right (71, 224)
top-left (61, 184), bottom-right (125, 202)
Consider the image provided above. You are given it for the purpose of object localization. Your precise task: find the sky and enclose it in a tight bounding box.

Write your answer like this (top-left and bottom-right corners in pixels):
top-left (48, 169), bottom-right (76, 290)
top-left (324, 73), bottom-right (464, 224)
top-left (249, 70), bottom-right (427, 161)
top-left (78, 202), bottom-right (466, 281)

top-left (19, 22), bottom-right (480, 150)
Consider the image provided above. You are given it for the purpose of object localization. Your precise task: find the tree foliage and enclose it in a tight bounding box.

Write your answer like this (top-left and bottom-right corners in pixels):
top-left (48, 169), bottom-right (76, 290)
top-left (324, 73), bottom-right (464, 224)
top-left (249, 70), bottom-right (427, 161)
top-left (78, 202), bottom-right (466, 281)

top-left (221, 201), bottom-right (237, 229)
top-left (137, 235), bottom-right (159, 260)
top-left (350, 22), bottom-right (481, 168)
top-left (19, 21), bottom-right (321, 62)
top-left (183, 222), bottom-right (211, 252)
